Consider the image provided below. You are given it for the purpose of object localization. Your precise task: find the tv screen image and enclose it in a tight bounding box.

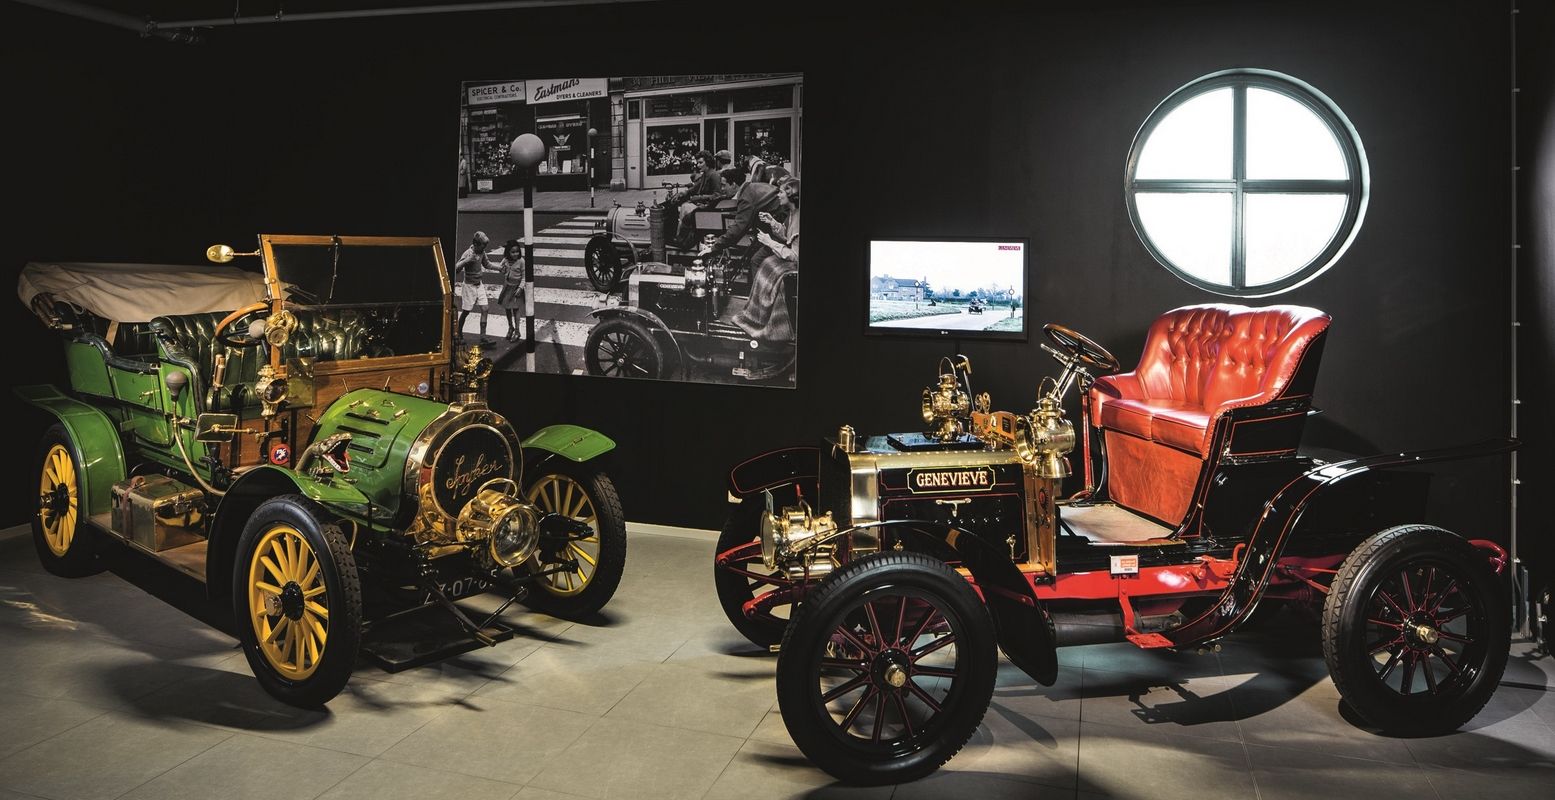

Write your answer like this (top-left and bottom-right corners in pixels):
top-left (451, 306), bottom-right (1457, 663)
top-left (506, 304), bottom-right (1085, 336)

top-left (866, 238), bottom-right (1028, 340)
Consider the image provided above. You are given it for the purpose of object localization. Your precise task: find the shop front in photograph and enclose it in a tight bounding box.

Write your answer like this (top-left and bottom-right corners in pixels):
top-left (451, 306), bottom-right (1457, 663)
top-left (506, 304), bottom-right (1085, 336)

top-left (460, 78), bottom-right (611, 193)
top-left (621, 74), bottom-right (802, 189)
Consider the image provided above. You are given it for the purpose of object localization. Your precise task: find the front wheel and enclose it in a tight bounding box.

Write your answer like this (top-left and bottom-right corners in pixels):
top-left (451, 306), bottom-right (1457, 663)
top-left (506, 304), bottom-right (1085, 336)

top-left (585, 318), bottom-right (666, 379)
top-left (1322, 524), bottom-right (1509, 735)
top-left (776, 552), bottom-right (997, 785)
top-left (233, 495), bottom-right (362, 708)
top-left (714, 497), bottom-right (797, 648)
top-left (522, 462), bottom-right (627, 619)
top-left (584, 238), bottom-right (625, 292)
top-left (32, 425), bottom-right (103, 577)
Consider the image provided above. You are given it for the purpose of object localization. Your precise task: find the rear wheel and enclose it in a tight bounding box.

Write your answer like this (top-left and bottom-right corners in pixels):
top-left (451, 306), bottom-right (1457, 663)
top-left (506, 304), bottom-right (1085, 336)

top-left (233, 495), bottom-right (361, 708)
top-left (1322, 525), bottom-right (1509, 734)
top-left (32, 425), bottom-right (103, 577)
top-left (776, 552), bottom-right (997, 785)
top-left (585, 318), bottom-right (666, 379)
top-left (522, 462), bottom-right (626, 619)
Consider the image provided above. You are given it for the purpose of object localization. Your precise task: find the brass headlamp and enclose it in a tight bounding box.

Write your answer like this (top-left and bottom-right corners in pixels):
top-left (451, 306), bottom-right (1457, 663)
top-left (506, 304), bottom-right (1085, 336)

top-left (760, 498), bottom-right (837, 569)
top-left (922, 372), bottom-right (971, 442)
top-left (456, 477), bottom-right (542, 568)
top-left (1015, 396), bottom-right (1075, 478)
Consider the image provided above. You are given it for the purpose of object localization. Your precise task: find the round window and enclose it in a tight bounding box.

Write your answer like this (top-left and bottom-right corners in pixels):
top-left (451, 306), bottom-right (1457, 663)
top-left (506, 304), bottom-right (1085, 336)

top-left (1125, 69), bottom-right (1368, 296)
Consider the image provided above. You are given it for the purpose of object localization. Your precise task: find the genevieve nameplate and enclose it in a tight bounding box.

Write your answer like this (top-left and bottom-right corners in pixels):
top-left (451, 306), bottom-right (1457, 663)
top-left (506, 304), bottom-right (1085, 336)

top-left (905, 466), bottom-right (996, 494)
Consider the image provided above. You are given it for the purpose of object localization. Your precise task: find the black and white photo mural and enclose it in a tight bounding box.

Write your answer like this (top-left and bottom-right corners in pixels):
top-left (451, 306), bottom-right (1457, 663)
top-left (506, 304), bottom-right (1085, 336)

top-left (455, 74), bottom-right (803, 387)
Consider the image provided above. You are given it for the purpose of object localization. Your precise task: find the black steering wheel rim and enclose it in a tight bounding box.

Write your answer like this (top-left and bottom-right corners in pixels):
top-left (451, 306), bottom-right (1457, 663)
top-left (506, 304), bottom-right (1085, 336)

top-left (1044, 323), bottom-right (1119, 373)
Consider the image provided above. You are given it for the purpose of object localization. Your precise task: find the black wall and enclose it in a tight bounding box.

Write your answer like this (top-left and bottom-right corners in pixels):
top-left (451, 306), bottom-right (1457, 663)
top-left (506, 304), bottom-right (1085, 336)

top-left (5, 1), bottom-right (1521, 547)
top-left (1518, 0), bottom-right (1554, 595)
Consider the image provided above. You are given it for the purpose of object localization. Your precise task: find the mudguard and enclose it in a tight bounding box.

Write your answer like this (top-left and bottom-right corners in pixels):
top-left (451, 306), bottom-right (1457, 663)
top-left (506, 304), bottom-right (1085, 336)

top-left (15, 384), bottom-right (127, 516)
top-left (727, 446), bottom-right (820, 499)
top-left (589, 306), bottom-right (681, 356)
top-left (1163, 438), bottom-right (1520, 649)
top-left (206, 465), bottom-right (373, 592)
top-left (860, 520), bottom-right (1058, 686)
top-left (523, 424), bottom-right (617, 463)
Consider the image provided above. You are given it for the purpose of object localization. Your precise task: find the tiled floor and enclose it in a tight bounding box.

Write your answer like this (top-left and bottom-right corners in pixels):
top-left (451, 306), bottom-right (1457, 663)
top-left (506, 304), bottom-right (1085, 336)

top-left (1, 523), bottom-right (1551, 800)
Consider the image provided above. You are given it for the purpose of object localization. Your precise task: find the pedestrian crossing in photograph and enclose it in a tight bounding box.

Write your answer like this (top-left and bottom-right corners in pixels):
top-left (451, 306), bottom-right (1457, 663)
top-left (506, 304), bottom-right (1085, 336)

top-left (458, 213), bottom-right (617, 373)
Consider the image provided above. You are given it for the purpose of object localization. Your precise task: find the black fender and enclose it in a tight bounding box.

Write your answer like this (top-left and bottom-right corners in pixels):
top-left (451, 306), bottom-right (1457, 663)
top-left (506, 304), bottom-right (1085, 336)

top-left (588, 306), bottom-right (681, 364)
top-left (726, 446), bottom-right (819, 501)
top-left (854, 520), bottom-right (1057, 686)
top-left (1163, 438), bottom-right (1519, 649)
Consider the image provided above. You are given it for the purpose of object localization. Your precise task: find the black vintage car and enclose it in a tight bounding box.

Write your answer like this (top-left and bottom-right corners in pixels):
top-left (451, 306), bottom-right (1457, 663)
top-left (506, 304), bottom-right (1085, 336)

top-left (582, 182), bottom-right (725, 291)
top-left (581, 183), bottom-right (798, 383)
top-left (714, 305), bottom-right (1516, 784)
top-left (583, 249), bottom-right (797, 384)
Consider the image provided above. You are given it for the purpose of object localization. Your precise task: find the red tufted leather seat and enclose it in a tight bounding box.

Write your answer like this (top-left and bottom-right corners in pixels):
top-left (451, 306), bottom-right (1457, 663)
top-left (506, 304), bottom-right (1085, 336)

top-left (1090, 304), bottom-right (1330, 524)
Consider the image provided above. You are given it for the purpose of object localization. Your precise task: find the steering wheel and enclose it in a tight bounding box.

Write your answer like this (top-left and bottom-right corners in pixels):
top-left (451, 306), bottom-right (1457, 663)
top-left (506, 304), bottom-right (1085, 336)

top-left (1044, 323), bottom-right (1120, 373)
top-left (214, 302), bottom-right (271, 348)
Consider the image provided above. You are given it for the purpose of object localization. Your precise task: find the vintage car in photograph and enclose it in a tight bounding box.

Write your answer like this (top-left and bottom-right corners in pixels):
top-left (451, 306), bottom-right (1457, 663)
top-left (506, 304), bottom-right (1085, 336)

top-left (18, 235), bottom-right (627, 707)
top-left (582, 181), bottom-right (727, 291)
top-left (582, 185), bottom-right (798, 384)
top-left (713, 304), bottom-right (1515, 784)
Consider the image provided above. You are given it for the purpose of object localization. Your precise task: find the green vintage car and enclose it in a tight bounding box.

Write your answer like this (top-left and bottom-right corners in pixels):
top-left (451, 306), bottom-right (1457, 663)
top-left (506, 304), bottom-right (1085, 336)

top-left (18, 235), bottom-right (626, 707)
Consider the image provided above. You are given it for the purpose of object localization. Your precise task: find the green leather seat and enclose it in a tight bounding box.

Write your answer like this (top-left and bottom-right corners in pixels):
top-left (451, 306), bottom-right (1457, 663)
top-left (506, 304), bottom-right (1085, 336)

top-left (149, 309), bottom-right (369, 411)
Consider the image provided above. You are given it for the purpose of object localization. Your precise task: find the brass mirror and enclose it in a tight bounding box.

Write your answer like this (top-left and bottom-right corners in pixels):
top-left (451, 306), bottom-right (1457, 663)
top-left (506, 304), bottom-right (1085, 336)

top-left (206, 244), bottom-right (260, 264)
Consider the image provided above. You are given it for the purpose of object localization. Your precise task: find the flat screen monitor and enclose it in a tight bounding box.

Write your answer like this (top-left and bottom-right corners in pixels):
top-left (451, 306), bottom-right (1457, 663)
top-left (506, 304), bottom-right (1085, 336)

top-left (865, 237), bottom-right (1028, 340)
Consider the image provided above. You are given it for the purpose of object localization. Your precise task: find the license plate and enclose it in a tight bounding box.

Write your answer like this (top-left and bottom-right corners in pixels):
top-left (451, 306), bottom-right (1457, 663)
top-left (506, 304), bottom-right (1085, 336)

top-left (425, 577), bottom-right (492, 603)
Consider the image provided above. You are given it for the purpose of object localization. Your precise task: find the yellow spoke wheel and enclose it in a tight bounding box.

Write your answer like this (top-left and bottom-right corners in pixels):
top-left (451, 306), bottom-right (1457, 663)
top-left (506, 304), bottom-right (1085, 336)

top-left (38, 444), bottom-right (79, 557)
top-left (234, 494), bottom-right (361, 708)
top-left (520, 466), bottom-right (626, 619)
top-left (30, 426), bottom-right (102, 578)
top-left (527, 474), bottom-right (602, 597)
top-left (247, 524), bottom-right (330, 681)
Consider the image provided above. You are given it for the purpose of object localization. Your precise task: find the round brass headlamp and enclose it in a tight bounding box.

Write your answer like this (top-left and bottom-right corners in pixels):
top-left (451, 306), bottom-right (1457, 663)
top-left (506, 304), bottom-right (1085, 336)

top-left (760, 509), bottom-right (781, 569)
top-left (456, 478), bottom-right (542, 568)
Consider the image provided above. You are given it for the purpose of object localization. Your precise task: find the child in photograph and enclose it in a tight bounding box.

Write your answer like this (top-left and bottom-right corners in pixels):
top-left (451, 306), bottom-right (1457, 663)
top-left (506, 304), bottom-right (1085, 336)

top-left (455, 230), bottom-right (494, 344)
top-left (496, 239), bottom-right (526, 342)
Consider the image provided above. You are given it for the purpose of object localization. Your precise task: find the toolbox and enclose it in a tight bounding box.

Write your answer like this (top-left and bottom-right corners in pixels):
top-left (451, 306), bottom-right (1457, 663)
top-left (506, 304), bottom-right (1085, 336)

top-left (111, 474), bottom-right (204, 551)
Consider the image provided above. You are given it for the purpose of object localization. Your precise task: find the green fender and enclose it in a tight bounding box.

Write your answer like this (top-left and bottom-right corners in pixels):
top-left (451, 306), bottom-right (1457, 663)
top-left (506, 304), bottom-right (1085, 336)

top-left (522, 424), bottom-right (616, 463)
top-left (206, 465), bottom-right (374, 594)
top-left (15, 384), bottom-right (126, 516)
top-left (222, 465), bottom-right (374, 519)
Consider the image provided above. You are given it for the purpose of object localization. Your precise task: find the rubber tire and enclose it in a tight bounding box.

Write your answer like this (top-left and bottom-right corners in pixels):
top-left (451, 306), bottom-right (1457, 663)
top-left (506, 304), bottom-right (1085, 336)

top-left (521, 462), bottom-right (627, 619)
top-left (232, 494), bottom-right (362, 708)
top-left (585, 318), bottom-right (666, 379)
top-left (584, 238), bottom-right (622, 292)
top-left (713, 498), bottom-right (788, 648)
top-left (777, 552), bottom-right (998, 785)
top-left (1322, 524), bottom-right (1509, 735)
top-left (31, 425), bottom-right (104, 578)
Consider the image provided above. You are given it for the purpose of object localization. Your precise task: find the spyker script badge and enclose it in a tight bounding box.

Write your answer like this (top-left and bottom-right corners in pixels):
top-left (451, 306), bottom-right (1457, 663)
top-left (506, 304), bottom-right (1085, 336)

top-left (431, 426), bottom-right (512, 516)
top-left (906, 466), bottom-right (996, 494)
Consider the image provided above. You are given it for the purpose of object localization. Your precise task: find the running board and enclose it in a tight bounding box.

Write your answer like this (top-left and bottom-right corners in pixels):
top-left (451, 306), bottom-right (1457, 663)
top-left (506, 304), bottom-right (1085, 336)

top-left (87, 513), bottom-right (209, 583)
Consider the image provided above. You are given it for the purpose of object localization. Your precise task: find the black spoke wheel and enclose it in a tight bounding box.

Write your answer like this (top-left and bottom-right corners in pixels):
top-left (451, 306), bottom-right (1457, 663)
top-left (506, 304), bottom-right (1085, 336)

top-left (585, 318), bottom-right (665, 379)
top-left (714, 497), bottom-right (797, 648)
top-left (1322, 524), bottom-right (1508, 735)
top-left (584, 238), bottom-right (624, 292)
top-left (777, 552), bottom-right (996, 785)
